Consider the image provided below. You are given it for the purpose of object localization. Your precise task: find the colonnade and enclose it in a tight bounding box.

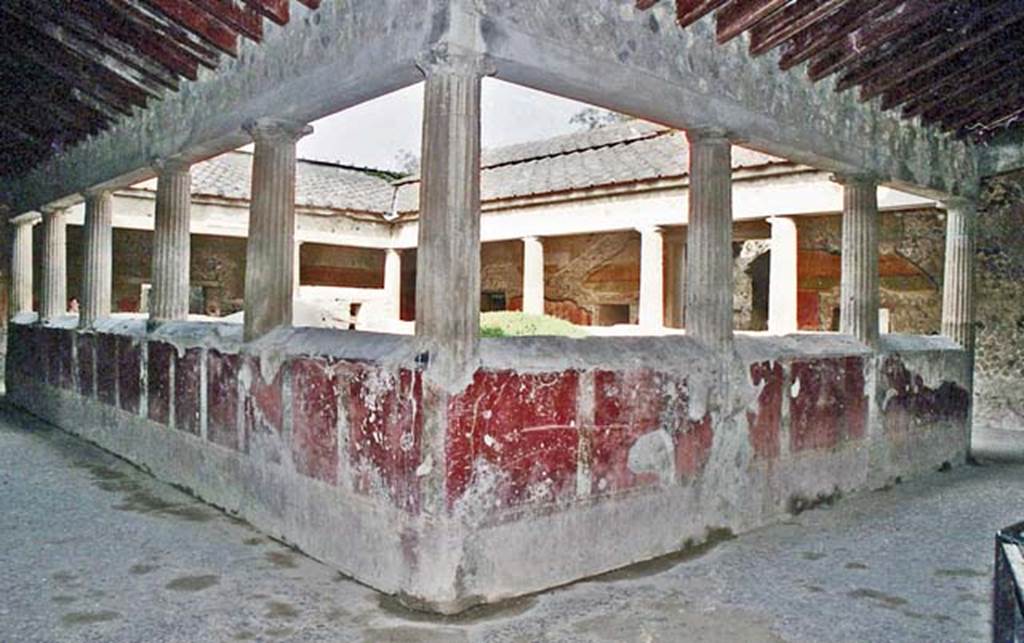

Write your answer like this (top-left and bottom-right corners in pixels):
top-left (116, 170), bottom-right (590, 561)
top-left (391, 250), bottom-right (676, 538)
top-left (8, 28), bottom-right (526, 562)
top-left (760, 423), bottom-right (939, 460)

top-left (7, 66), bottom-right (978, 379)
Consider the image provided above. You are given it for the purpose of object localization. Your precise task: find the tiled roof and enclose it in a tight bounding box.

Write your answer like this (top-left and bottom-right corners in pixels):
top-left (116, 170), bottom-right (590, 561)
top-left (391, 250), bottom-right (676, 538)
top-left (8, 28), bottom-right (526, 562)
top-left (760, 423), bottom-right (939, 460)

top-left (393, 121), bottom-right (788, 213)
top-left (189, 152), bottom-right (398, 213)
top-left (153, 121), bottom-right (790, 216)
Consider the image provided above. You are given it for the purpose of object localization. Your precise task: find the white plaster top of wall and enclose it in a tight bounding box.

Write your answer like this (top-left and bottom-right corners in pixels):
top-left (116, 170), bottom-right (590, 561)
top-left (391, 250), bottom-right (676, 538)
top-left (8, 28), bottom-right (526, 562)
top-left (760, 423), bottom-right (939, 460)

top-left (64, 168), bottom-right (935, 251)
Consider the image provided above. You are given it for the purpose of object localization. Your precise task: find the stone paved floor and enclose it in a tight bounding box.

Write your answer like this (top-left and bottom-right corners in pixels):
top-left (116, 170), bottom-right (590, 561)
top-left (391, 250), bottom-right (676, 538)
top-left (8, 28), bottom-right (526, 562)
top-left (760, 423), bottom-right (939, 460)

top-left (1, 402), bottom-right (1021, 643)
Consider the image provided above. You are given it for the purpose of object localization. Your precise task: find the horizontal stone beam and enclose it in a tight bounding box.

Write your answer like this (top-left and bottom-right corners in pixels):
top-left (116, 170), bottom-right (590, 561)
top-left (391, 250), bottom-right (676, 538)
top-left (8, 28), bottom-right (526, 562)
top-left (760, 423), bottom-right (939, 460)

top-left (472, 0), bottom-right (979, 199)
top-left (979, 131), bottom-right (1024, 177)
top-left (1, 0), bottom-right (444, 215)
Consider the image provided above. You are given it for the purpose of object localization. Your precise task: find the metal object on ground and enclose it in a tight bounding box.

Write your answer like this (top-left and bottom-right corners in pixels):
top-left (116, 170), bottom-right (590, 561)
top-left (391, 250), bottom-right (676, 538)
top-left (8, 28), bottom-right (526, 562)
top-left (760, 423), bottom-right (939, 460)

top-left (994, 521), bottom-right (1024, 642)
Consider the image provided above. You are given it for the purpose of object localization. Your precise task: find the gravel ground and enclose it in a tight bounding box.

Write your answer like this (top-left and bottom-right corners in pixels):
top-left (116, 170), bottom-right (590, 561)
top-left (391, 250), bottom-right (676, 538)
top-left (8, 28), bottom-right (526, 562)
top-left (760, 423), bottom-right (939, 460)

top-left (1, 402), bottom-right (1020, 642)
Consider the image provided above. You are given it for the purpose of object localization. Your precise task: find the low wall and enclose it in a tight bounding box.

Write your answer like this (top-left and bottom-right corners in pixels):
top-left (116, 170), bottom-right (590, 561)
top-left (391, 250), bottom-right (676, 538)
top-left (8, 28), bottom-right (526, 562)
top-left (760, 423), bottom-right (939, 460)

top-left (6, 317), bottom-right (970, 612)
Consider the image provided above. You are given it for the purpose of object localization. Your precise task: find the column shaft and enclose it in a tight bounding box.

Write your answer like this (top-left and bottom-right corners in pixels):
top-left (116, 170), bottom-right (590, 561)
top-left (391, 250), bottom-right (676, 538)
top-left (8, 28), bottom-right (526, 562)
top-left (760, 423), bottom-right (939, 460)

top-left (521, 236), bottom-right (545, 316)
top-left (40, 209), bottom-right (67, 321)
top-left (767, 216), bottom-right (798, 334)
top-left (685, 130), bottom-right (733, 351)
top-left (151, 161), bottom-right (192, 322)
top-left (941, 199), bottom-right (977, 352)
top-left (638, 226), bottom-right (664, 329)
top-left (10, 217), bottom-right (36, 315)
top-left (80, 191), bottom-right (113, 327)
top-left (243, 119), bottom-right (311, 341)
top-left (384, 248), bottom-right (402, 320)
top-left (415, 53), bottom-right (486, 383)
top-left (838, 176), bottom-right (880, 346)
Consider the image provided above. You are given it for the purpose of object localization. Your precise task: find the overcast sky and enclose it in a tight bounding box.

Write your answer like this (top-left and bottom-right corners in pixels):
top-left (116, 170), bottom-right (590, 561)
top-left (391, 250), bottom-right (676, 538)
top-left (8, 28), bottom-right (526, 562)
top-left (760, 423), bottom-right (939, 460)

top-left (294, 78), bottom-right (601, 171)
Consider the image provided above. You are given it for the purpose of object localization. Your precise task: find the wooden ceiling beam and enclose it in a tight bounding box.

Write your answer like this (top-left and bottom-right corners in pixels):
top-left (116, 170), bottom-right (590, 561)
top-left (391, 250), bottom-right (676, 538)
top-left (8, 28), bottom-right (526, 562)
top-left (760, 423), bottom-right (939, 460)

top-left (806, 0), bottom-right (954, 82)
top-left (244, 0), bottom-right (289, 26)
top-left (674, 0), bottom-right (730, 29)
top-left (0, 3), bottom-right (171, 98)
top-left (67, 0), bottom-right (202, 79)
top-left (901, 49), bottom-right (1024, 119)
top-left (0, 36), bottom-right (146, 115)
top-left (858, 7), bottom-right (1024, 103)
top-left (778, 0), bottom-right (900, 71)
top-left (947, 95), bottom-right (1024, 135)
top-left (749, 0), bottom-right (851, 57)
top-left (933, 80), bottom-right (1024, 131)
top-left (100, 0), bottom-right (221, 70)
top-left (141, 0), bottom-right (240, 56)
top-left (716, 0), bottom-right (790, 44)
top-left (192, 0), bottom-right (263, 42)
top-left (29, 0), bottom-right (181, 91)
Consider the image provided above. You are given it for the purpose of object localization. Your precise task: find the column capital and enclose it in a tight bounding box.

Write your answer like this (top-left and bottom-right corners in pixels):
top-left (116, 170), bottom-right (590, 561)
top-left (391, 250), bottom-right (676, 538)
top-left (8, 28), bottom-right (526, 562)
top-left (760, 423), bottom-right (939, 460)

top-left (415, 44), bottom-right (495, 79)
top-left (941, 196), bottom-right (977, 212)
top-left (83, 187), bottom-right (113, 200)
top-left (243, 118), bottom-right (313, 145)
top-left (830, 172), bottom-right (878, 187)
top-left (685, 127), bottom-right (731, 145)
top-left (40, 205), bottom-right (67, 218)
top-left (10, 211), bottom-right (41, 226)
top-left (151, 156), bottom-right (192, 174)
top-left (521, 235), bottom-right (544, 244)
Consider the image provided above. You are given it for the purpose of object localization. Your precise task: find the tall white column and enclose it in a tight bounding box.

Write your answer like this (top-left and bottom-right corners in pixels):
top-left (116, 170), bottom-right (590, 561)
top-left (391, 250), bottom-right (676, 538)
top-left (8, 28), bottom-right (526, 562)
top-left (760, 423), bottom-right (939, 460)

top-left (415, 51), bottom-right (489, 385)
top-left (39, 207), bottom-right (67, 321)
top-left (384, 248), bottom-right (402, 321)
top-left (638, 226), bottom-right (664, 329)
top-left (685, 129), bottom-right (734, 352)
top-left (941, 198), bottom-right (977, 353)
top-left (521, 236), bottom-right (545, 316)
top-left (836, 174), bottom-right (880, 346)
top-left (80, 190), bottom-right (113, 328)
top-left (10, 213), bottom-right (39, 316)
top-left (767, 216), bottom-right (798, 335)
top-left (150, 159), bottom-right (192, 322)
top-left (242, 118), bottom-right (312, 342)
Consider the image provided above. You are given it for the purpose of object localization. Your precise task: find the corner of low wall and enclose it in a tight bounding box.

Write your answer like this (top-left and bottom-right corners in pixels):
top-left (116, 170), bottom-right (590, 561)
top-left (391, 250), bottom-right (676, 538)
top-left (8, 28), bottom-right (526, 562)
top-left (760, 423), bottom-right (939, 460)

top-left (4, 319), bottom-right (459, 602)
top-left (4, 321), bottom-right (973, 613)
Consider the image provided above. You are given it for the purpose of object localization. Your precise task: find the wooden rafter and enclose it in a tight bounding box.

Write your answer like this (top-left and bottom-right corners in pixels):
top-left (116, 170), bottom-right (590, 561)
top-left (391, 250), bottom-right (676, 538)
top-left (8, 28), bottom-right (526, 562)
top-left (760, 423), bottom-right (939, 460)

top-left (0, 0), bottom-right (320, 177)
top-left (634, 0), bottom-right (1024, 139)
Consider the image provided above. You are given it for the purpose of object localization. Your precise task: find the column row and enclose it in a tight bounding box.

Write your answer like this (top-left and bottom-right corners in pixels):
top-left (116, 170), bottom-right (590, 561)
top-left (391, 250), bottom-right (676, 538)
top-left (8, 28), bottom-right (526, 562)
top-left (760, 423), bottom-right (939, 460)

top-left (8, 65), bottom-right (977, 382)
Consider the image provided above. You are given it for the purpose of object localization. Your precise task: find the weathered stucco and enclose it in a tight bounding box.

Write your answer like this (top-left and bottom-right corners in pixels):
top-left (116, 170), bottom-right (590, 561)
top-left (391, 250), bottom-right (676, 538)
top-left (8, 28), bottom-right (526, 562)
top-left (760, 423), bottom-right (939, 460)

top-left (472, 0), bottom-right (978, 199)
top-left (974, 170), bottom-right (1024, 431)
top-left (0, 0), bottom-right (441, 214)
top-left (6, 319), bottom-right (971, 613)
top-left (3, 0), bottom-right (978, 217)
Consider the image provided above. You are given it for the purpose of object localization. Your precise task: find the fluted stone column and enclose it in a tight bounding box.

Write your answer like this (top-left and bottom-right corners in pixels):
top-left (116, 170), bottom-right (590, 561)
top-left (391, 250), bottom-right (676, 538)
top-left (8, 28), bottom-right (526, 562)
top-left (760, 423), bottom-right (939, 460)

top-left (40, 208), bottom-right (67, 321)
top-left (415, 51), bottom-right (489, 384)
top-left (638, 226), bottom-right (664, 329)
top-left (664, 231), bottom-right (687, 328)
top-left (941, 198), bottom-right (977, 353)
top-left (150, 159), bottom-right (192, 322)
top-left (835, 174), bottom-right (880, 346)
top-left (768, 216), bottom-right (798, 335)
top-left (685, 129), bottom-right (733, 352)
top-left (522, 236), bottom-right (545, 316)
top-left (80, 190), bottom-right (113, 327)
top-left (10, 212), bottom-right (40, 316)
top-left (384, 248), bottom-right (402, 321)
top-left (242, 118), bottom-right (311, 341)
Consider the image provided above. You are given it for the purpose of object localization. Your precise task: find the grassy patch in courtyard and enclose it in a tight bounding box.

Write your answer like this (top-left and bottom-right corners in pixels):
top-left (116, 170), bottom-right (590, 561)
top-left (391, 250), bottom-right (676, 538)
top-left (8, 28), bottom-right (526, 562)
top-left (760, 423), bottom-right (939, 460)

top-left (480, 312), bottom-right (587, 338)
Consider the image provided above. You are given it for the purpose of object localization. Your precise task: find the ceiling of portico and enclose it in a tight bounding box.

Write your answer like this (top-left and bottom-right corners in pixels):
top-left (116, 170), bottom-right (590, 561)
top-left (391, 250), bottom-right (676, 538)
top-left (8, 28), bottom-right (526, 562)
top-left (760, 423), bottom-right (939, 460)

top-left (637, 0), bottom-right (1024, 141)
top-left (0, 0), bottom-right (319, 179)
